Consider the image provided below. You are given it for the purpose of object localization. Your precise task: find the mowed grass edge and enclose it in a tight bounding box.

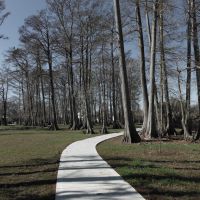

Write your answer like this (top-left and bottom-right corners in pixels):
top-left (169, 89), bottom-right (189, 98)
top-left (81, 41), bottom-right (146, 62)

top-left (97, 136), bottom-right (200, 200)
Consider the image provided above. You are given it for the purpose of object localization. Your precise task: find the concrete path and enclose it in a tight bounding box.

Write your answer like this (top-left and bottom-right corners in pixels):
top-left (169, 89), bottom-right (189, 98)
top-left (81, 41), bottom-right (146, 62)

top-left (55, 132), bottom-right (145, 200)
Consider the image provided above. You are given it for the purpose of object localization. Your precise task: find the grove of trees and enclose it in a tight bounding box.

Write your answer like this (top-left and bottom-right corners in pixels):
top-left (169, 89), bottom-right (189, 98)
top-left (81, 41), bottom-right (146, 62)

top-left (1, 0), bottom-right (200, 143)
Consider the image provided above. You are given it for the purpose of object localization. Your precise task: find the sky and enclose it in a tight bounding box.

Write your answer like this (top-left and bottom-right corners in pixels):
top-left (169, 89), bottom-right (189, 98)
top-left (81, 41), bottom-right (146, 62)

top-left (0, 0), bottom-right (197, 104)
top-left (0, 0), bottom-right (46, 65)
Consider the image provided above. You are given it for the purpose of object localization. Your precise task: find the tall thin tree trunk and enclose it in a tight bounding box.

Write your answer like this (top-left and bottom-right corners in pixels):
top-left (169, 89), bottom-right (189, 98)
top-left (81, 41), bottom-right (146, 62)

top-left (154, 83), bottom-right (161, 131)
top-left (47, 50), bottom-right (59, 130)
top-left (185, 0), bottom-right (192, 138)
top-left (83, 30), bottom-right (94, 134)
top-left (101, 45), bottom-right (108, 134)
top-left (146, 0), bottom-right (159, 139)
top-left (113, 0), bottom-right (140, 143)
top-left (35, 73), bottom-right (40, 126)
top-left (159, 6), bottom-right (164, 134)
top-left (145, 0), bottom-right (160, 134)
top-left (2, 85), bottom-right (8, 126)
top-left (21, 78), bottom-right (26, 123)
top-left (40, 68), bottom-right (47, 126)
top-left (159, 0), bottom-right (176, 136)
top-left (159, 56), bottom-right (164, 133)
top-left (145, 0), bottom-right (152, 47)
top-left (69, 46), bottom-right (79, 130)
top-left (25, 67), bottom-right (33, 126)
top-left (177, 69), bottom-right (191, 139)
top-left (111, 34), bottom-right (120, 128)
top-left (191, 0), bottom-right (200, 140)
top-left (136, 0), bottom-right (149, 134)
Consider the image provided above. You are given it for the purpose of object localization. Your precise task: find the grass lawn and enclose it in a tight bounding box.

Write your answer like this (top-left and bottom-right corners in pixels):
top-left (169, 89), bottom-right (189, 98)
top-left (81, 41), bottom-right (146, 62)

top-left (0, 126), bottom-right (119, 200)
top-left (97, 136), bottom-right (200, 200)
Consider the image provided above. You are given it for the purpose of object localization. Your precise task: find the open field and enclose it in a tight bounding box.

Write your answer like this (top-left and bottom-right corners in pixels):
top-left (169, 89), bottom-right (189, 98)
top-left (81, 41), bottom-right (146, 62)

top-left (97, 136), bottom-right (200, 200)
top-left (0, 126), bottom-right (120, 200)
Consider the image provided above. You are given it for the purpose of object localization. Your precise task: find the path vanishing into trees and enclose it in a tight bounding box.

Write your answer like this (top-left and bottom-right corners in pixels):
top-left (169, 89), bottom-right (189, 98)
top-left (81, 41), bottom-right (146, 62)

top-left (56, 131), bottom-right (144, 200)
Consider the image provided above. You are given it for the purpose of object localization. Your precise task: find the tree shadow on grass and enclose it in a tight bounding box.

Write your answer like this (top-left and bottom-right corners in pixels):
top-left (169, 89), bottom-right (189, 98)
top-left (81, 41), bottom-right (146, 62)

top-left (105, 156), bottom-right (200, 163)
top-left (0, 157), bottom-right (59, 200)
top-left (0, 179), bottom-right (56, 189)
top-left (16, 193), bottom-right (55, 200)
top-left (0, 178), bottom-right (57, 200)
top-left (102, 157), bottom-right (200, 199)
top-left (124, 173), bottom-right (200, 184)
top-left (0, 158), bottom-right (59, 169)
top-left (0, 168), bottom-right (57, 177)
top-left (121, 172), bottom-right (200, 199)
top-left (105, 156), bottom-right (200, 169)
top-left (146, 159), bottom-right (200, 164)
top-left (138, 187), bottom-right (200, 200)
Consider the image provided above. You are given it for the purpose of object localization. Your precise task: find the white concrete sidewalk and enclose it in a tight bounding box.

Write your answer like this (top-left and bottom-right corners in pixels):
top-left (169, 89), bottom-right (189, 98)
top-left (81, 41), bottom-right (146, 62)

top-left (55, 132), bottom-right (145, 200)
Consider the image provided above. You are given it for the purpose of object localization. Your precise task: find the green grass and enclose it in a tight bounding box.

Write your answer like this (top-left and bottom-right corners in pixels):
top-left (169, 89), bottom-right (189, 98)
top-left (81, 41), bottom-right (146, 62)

top-left (97, 136), bottom-right (200, 200)
top-left (0, 128), bottom-right (91, 200)
top-left (0, 125), bottom-right (121, 200)
top-left (0, 126), bottom-right (120, 200)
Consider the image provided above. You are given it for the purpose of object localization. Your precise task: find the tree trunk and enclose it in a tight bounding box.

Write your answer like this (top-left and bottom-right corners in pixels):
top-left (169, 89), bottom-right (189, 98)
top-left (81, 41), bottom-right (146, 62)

top-left (159, 0), bottom-right (176, 136)
top-left (154, 83), bottom-right (161, 132)
top-left (145, 0), bottom-right (152, 47)
top-left (69, 47), bottom-right (79, 130)
top-left (83, 29), bottom-right (94, 134)
top-left (111, 41), bottom-right (117, 127)
top-left (25, 66), bottom-right (34, 126)
top-left (40, 71), bottom-right (47, 126)
top-left (177, 69), bottom-right (191, 140)
top-left (185, 0), bottom-right (192, 137)
top-left (191, 0), bottom-right (200, 140)
top-left (101, 45), bottom-right (108, 134)
top-left (2, 86), bottom-right (8, 126)
top-left (21, 78), bottom-right (26, 123)
top-left (146, 0), bottom-right (159, 139)
top-left (113, 0), bottom-right (140, 143)
top-left (47, 50), bottom-right (59, 130)
top-left (136, 0), bottom-right (149, 134)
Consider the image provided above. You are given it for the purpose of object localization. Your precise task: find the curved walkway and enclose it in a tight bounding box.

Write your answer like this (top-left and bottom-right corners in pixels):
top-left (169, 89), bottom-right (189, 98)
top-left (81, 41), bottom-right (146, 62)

top-left (55, 132), bottom-right (145, 200)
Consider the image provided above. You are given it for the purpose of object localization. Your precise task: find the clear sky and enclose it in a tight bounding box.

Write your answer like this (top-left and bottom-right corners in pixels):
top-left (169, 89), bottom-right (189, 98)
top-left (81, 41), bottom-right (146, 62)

top-left (0, 0), bottom-right (197, 104)
top-left (0, 0), bottom-right (46, 66)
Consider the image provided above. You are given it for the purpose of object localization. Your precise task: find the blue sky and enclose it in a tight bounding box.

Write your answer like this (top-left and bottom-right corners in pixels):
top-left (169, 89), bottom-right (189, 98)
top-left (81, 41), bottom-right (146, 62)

top-left (0, 0), bottom-right (46, 65)
top-left (0, 0), bottom-right (197, 104)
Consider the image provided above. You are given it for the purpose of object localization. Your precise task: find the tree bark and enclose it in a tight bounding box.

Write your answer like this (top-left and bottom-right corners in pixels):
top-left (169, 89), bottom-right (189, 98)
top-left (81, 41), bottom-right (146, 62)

top-left (101, 45), bottom-right (108, 134)
top-left (113, 0), bottom-right (140, 143)
top-left (159, 0), bottom-right (176, 136)
top-left (111, 40), bottom-right (118, 127)
top-left (145, 0), bottom-right (152, 47)
top-left (83, 28), bottom-right (94, 134)
top-left (2, 86), bottom-right (8, 126)
top-left (177, 69), bottom-right (191, 140)
top-left (69, 46), bottom-right (79, 130)
top-left (39, 64), bottom-right (47, 126)
top-left (185, 0), bottom-right (192, 137)
top-left (191, 0), bottom-right (200, 140)
top-left (47, 48), bottom-right (59, 130)
top-left (146, 0), bottom-right (159, 139)
top-left (136, 0), bottom-right (149, 134)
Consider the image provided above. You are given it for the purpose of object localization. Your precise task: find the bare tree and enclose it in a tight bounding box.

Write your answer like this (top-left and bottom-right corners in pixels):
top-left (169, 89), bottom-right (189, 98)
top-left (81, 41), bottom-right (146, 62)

top-left (185, 0), bottom-right (192, 138)
top-left (113, 0), bottom-right (140, 143)
top-left (159, 0), bottom-right (176, 136)
top-left (146, 0), bottom-right (159, 139)
top-left (135, 0), bottom-right (149, 134)
top-left (20, 11), bottom-right (59, 130)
